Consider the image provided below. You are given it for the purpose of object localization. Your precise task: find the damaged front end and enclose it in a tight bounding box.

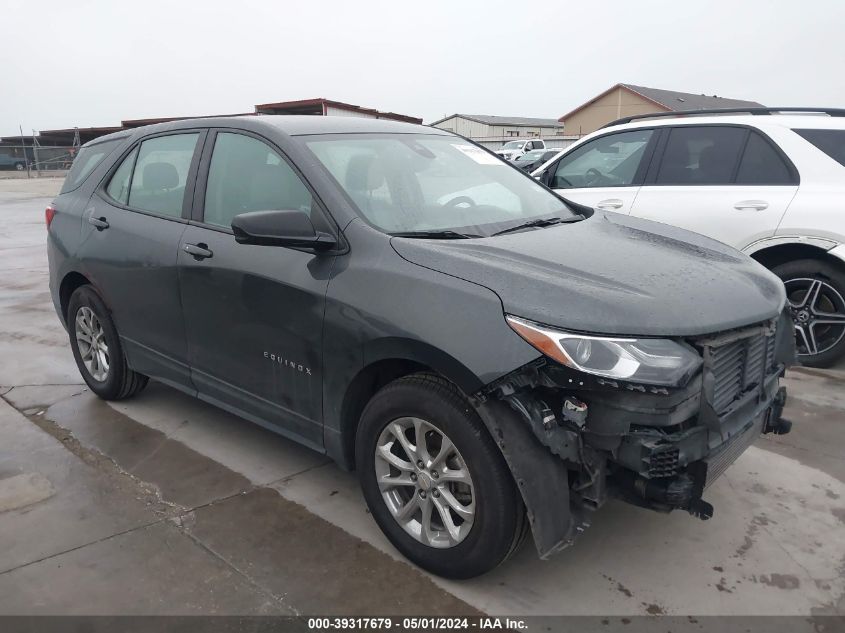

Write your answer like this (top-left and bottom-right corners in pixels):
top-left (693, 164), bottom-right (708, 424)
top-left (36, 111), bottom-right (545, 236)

top-left (474, 309), bottom-right (795, 559)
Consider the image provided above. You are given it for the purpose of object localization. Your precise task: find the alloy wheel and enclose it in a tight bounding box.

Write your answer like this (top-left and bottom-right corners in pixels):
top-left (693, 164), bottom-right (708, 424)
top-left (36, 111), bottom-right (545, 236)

top-left (785, 277), bottom-right (845, 358)
top-left (374, 417), bottom-right (475, 548)
top-left (75, 306), bottom-right (110, 381)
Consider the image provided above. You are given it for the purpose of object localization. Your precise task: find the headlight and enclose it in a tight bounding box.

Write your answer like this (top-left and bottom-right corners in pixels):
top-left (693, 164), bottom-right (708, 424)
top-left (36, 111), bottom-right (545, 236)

top-left (506, 315), bottom-right (702, 386)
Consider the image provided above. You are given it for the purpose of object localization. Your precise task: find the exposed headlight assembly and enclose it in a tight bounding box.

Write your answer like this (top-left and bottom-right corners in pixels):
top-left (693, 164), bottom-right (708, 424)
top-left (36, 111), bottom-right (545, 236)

top-left (506, 315), bottom-right (702, 386)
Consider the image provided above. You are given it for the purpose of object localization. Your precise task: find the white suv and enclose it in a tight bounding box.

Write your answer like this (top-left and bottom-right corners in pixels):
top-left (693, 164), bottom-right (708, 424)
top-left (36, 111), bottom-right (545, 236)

top-left (533, 108), bottom-right (845, 367)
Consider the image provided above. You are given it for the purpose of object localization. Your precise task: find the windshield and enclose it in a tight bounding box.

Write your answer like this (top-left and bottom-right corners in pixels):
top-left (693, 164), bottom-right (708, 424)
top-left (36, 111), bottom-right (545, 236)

top-left (304, 134), bottom-right (574, 236)
top-left (501, 141), bottom-right (525, 150)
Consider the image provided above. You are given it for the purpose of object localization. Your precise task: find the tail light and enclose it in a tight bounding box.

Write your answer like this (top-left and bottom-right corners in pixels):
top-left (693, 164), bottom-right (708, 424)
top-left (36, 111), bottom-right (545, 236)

top-left (45, 206), bottom-right (56, 228)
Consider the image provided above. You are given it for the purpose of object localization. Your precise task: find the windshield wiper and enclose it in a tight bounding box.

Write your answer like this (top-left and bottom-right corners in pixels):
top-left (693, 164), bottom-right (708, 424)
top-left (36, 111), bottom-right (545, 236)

top-left (492, 215), bottom-right (583, 236)
top-left (389, 230), bottom-right (481, 239)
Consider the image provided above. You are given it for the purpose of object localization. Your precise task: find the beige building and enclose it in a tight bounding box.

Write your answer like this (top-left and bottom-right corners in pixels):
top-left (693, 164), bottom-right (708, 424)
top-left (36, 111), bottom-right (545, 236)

top-left (429, 114), bottom-right (564, 140)
top-left (559, 83), bottom-right (763, 137)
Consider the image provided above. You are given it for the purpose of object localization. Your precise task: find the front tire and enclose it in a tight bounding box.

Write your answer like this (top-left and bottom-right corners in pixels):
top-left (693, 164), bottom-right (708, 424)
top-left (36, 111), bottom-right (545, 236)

top-left (356, 373), bottom-right (526, 579)
top-left (67, 286), bottom-right (148, 400)
top-left (773, 259), bottom-right (845, 367)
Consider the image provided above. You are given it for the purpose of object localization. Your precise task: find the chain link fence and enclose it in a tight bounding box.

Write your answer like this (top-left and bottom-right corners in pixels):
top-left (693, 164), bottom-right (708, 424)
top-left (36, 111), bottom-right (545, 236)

top-left (0, 144), bottom-right (76, 175)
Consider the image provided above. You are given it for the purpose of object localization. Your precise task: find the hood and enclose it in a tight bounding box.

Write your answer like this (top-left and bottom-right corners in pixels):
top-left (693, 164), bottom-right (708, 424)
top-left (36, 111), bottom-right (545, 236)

top-left (390, 211), bottom-right (785, 337)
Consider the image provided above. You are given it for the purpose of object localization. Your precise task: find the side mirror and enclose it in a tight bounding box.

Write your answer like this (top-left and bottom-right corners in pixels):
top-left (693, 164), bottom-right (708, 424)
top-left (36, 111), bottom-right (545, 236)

top-left (537, 169), bottom-right (551, 185)
top-left (231, 209), bottom-right (336, 251)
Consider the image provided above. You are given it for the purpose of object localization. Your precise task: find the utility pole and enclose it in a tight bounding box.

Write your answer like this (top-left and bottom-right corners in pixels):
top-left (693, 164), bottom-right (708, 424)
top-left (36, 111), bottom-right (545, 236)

top-left (31, 129), bottom-right (41, 177)
top-left (18, 125), bottom-right (30, 179)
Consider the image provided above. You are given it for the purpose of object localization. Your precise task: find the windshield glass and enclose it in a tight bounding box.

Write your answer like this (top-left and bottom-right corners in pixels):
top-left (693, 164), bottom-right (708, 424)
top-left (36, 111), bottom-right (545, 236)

top-left (501, 141), bottom-right (524, 149)
top-left (304, 134), bottom-right (574, 235)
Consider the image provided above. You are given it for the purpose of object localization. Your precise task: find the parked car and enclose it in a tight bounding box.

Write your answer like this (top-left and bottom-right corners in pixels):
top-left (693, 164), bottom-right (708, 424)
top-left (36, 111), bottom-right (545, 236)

top-left (512, 149), bottom-right (561, 172)
top-left (533, 108), bottom-right (845, 367)
top-left (48, 116), bottom-right (794, 579)
top-left (0, 153), bottom-right (27, 171)
top-left (495, 138), bottom-right (545, 160)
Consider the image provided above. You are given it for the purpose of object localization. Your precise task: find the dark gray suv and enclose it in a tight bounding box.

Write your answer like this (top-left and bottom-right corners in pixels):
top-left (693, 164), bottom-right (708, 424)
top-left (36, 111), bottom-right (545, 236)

top-left (47, 116), bottom-right (795, 578)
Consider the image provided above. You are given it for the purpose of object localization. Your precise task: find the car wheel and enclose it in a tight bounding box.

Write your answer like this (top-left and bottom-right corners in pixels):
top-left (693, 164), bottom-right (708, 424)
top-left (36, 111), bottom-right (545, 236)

top-left (773, 259), bottom-right (845, 367)
top-left (14, 162), bottom-right (24, 171)
top-left (356, 373), bottom-right (527, 579)
top-left (67, 285), bottom-right (148, 399)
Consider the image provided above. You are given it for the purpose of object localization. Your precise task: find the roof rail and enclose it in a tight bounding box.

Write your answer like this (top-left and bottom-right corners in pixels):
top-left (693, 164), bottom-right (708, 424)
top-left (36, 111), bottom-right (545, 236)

top-left (601, 107), bottom-right (845, 129)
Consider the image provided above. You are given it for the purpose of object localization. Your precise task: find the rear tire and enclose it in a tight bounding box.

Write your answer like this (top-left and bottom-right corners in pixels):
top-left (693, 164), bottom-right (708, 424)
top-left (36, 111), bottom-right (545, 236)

top-left (67, 286), bottom-right (148, 400)
top-left (356, 373), bottom-right (526, 579)
top-left (14, 162), bottom-right (24, 171)
top-left (773, 259), bottom-right (845, 367)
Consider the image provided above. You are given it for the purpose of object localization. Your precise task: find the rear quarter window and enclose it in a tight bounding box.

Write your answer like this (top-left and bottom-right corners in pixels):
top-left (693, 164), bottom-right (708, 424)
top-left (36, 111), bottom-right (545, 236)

top-left (60, 139), bottom-right (123, 193)
top-left (795, 129), bottom-right (845, 167)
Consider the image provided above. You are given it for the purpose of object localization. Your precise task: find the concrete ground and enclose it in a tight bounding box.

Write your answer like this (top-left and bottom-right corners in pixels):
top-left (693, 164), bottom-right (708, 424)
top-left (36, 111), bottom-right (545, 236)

top-left (0, 177), bottom-right (843, 616)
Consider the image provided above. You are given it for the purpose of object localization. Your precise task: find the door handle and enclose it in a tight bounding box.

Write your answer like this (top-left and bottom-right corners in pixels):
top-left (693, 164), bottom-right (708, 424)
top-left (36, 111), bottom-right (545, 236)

top-left (596, 199), bottom-right (624, 210)
top-left (183, 242), bottom-right (213, 260)
top-left (734, 200), bottom-right (769, 211)
top-left (88, 216), bottom-right (109, 231)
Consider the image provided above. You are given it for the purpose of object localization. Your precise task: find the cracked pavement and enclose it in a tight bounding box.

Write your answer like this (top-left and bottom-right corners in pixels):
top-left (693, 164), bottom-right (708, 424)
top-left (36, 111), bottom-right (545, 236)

top-left (0, 177), bottom-right (843, 616)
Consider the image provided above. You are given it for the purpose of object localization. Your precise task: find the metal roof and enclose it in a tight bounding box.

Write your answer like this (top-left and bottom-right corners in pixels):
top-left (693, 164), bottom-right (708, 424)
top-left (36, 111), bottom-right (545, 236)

top-left (558, 83), bottom-right (764, 122)
top-left (429, 114), bottom-right (563, 128)
top-left (254, 98), bottom-right (422, 124)
top-left (620, 84), bottom-right (764, 112)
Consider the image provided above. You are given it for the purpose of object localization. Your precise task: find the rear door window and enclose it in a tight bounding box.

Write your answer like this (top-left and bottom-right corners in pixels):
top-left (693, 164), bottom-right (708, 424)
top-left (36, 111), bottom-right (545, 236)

top-left (551, 129), bottom-right (654, 189)
top-left (60, 139), bottom-right (123, 193)
top-left (127, 134), bottom-right (200, 218)
top-left (656, 126), bottom-right (746, 185)
top-left (105, 147), bottom-right (138, 205)
top-left (735, 132), bottom-right (795, 184)
top-left (794, 129), bottom-right (845, 167)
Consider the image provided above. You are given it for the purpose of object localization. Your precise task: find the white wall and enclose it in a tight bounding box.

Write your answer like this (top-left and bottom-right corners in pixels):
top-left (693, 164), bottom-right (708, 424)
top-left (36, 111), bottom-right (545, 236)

top-left (431, 116), bottom-right (563, 140)
top-left (325, 106), bottom-right (376, 118)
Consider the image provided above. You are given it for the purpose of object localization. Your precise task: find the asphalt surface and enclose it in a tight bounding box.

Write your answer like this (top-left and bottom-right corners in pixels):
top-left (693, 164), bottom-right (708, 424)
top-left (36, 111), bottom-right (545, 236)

top-left (0, 177), bottom-right (843, 616)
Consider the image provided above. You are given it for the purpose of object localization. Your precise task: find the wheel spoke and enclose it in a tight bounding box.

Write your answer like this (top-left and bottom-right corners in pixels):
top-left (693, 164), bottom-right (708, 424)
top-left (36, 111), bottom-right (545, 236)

top-left (378, 472), bottom-right (416, 491)
top-left (413, 418), bottom-right (433, 465)
top-left (437, 487), bottom-right (474, 521)
top-left (395, 494), bottom-right (420, 521)
top-left (419, 497), bottom-right (435, 545)
top-left (390, 422), bottom-right (417, 462)
top-left (795, 324), bottom-right (817, 355)
top-left (800, 280), bottom-right (823, 310)
top-left (438, 466), bottom-right (470, 484)
top-left (813, 313), bottom-right (845, 325)
top-left (98, 348), bottom-right (110, 373)
top-left (432, 496), bottom-right (461, 542)
top-left (76, 315), bottom-right (91, 336)
top-left (376, 443), bottom-right (414, 472)
top-left (429, 436), bottom-right (454, 469)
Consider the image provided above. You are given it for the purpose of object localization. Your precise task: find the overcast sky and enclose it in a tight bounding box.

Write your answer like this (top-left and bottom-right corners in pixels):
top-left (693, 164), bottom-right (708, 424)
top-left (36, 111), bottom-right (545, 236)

top-left (2, 0), bottom-right (844, 136)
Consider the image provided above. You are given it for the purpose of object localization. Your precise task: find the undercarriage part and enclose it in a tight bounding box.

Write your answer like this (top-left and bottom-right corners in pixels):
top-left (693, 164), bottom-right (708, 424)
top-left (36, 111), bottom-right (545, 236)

top-left (614, 468), bottom-right (714, 520)
top-left (561, 396), bottom-right (588, 428)
top-left (615, 426), bottom-right (708, 479)
top-left (502, 392), bottom-right (580, 463)
top-left (763, 386), bottom-right (792, 435)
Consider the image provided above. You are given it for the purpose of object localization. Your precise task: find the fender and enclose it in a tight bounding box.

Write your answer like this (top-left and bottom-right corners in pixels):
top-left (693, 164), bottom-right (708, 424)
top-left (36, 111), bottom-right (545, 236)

top-left (742, 234), bottom-right (840, 257)
top-left (363, 337), bottom-right (483, 396)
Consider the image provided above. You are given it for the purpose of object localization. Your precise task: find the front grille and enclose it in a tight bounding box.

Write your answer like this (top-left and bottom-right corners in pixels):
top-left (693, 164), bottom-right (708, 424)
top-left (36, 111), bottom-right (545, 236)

top-left (703, 328), bottom-right (777, 416)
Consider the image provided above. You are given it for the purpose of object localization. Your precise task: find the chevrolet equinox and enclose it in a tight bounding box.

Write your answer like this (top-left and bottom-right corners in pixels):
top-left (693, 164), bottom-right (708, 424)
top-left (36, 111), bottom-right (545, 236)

top-left (47, 116), bottom-right (795, 578)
